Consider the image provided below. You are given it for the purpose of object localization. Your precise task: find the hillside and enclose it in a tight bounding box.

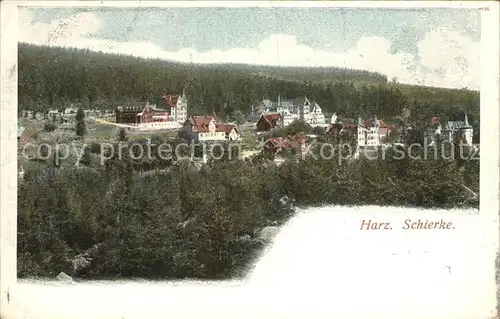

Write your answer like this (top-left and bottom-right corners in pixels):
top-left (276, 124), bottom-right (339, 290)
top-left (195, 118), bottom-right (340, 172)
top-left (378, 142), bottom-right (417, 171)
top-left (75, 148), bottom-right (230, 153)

top-left (18, 43), bottom-right (479, 124)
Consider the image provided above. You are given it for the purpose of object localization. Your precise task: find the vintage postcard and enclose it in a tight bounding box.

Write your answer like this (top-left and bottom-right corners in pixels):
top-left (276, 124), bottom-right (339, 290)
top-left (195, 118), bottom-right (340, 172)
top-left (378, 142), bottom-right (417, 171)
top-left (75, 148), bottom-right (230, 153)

top-left (1, 1), bottom-right (499, 318)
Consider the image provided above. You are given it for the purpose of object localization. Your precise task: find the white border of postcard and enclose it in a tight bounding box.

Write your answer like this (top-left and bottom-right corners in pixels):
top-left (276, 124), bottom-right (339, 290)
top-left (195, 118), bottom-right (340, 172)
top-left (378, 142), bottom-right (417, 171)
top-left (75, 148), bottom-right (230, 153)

top-left (1, 1), bottom-right (499, 319)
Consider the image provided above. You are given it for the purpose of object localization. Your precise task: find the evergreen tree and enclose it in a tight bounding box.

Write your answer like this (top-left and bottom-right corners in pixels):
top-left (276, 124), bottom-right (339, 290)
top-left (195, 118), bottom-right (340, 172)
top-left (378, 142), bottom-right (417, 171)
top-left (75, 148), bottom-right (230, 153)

top-left (75, 107), bottom-right (86, 137)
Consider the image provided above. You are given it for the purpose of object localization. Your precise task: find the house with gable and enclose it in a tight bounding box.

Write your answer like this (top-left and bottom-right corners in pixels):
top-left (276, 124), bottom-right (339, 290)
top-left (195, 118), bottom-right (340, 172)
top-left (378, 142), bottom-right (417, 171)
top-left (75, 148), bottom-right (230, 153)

top-left (255, 113), bottom-right (283, 132)
top-left (181, 116), bottom-right (240, 142)
top-left (263, 132), bottom-right (309, 155)
top-left (430, 112), bottom-right (474, 146)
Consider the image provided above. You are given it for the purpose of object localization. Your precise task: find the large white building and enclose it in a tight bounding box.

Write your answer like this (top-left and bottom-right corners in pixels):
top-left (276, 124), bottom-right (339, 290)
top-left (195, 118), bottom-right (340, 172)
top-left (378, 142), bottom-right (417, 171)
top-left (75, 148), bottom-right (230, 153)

top-left (355, 116), bottom-right (397, 147)
top-left (256, 95), bottom-right (326, 126)
top-left (357, 117), bottom-right (381, 147)
top-left (163, 89), bottom-right (188, 124)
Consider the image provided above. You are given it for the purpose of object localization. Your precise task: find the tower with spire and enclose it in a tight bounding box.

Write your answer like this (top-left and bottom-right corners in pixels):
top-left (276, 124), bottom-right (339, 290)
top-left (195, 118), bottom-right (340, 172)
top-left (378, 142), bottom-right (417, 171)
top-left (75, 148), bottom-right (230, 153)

top-left (177, 88), bottom-right (188, 124)
top-left (458, 111), bottom-right (473, 146)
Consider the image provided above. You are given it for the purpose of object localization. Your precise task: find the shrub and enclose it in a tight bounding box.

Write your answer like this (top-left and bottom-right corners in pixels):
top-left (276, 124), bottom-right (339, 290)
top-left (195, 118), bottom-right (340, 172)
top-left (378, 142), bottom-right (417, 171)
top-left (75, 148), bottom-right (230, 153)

top-left (89, 142), bottom-right (101, 154)
top-left (43, 122), bottom-right (57, 132)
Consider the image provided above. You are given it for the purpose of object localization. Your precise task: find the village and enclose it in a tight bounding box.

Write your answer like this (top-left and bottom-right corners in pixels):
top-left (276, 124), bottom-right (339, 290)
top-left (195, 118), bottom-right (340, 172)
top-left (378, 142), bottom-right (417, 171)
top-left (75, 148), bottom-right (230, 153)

top-left (17, 88), bottom-right (478, 176)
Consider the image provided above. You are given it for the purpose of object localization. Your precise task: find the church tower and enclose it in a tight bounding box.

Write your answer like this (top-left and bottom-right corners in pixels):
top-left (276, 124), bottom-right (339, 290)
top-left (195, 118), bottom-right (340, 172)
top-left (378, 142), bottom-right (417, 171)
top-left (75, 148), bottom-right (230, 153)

top-left (176, 88), bottom-right (188, 124)
top-left (458, 111), bottom-right (473, 146)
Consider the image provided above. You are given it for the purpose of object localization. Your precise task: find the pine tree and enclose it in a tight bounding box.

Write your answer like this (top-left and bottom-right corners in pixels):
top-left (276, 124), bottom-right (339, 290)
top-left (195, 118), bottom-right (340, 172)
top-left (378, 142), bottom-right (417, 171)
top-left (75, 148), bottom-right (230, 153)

top-left (75, 107), bottom-right (86, 137)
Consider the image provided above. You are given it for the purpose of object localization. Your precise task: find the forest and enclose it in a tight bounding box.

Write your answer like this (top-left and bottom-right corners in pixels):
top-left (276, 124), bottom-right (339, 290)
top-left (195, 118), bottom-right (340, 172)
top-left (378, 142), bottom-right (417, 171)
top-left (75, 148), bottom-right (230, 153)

top-left (17, 131), bottom-right (479, 279)
top-left (18, 43), bottom-right (480, 127)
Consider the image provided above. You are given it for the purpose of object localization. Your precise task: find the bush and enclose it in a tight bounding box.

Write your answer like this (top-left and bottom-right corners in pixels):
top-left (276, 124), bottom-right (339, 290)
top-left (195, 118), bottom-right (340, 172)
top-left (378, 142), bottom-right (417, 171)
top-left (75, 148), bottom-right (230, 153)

top-left (43, 122), bottom-right (57, 132)
top-left (89, 142), bottom-right (101, 154)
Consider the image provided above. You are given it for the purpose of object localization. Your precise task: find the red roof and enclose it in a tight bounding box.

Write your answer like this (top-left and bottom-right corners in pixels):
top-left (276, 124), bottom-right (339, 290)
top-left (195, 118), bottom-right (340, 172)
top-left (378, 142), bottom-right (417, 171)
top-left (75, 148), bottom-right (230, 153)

top-left (430, 116), bottom-right (441, 124)
top-left (343, 123), bottom-right (358, 130)
top-left (266, 137), bottom-right (293, 148)
top-left (188, 116), bottom-right (238, 134)
top-left (162, 94), bottom-right (180, 108)
top-left (262, 113), bottom-right (282, 123)
top-left (362, 119), bottom-right (396, 130)
top-left (188, 116), bottom-right (216, 133)
top-left (217, 124), bottom-right (239, 134)
top-left (265, 133), bottom-right (307, 149)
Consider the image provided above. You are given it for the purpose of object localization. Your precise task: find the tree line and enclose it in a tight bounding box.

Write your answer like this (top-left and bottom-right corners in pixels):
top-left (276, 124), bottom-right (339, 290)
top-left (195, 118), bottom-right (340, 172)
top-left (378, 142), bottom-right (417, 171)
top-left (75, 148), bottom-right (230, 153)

top-left (19, 43), bottom-right (479, 125)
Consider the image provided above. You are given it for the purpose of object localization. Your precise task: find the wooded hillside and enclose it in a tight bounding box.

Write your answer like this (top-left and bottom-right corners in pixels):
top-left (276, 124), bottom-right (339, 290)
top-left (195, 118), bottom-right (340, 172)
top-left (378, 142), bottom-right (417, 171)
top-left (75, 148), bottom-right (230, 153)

top-left (19, 43), bottom-right (479, 124)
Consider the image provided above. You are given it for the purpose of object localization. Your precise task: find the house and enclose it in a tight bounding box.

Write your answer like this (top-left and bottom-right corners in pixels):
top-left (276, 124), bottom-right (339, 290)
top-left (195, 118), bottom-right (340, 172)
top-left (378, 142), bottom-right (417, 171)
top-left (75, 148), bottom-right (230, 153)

top-left (264, 137), bottom-right (293, 154)
top-left (263, 133), bottom-right (308, 155)
top-left (63, 107), bottom-right (77, 116)
top-left (307, 99), bottom-right (326, 125)
top-left (438, 113), bottom-right (474, 146)
top-left (47, 109), bottom-right (61, 122)
top-left (84, 109), bottom-right (103, 118)
top-left (162, 89), bottom-right (188, 124)
top-left (217, 123), bottom-right (241, 141)
top-left (325, 116), bottom-right (395, 147)
top-left (357, 117), bottom-right (382, 147)
top-left (255, 95), bottom-right (326, 126)
top-left (362, 118), bottom-right (396, 141)
top-left (252, 99), bottom-right (275, 116)
top-left (256, 113), bottom-right (283, 132)
top-left (181, 116), bottom-right (240, 142)
top-left (280, 110), bottom-right (299, 127)
top-left (116, 103), bottom-right (170, 125)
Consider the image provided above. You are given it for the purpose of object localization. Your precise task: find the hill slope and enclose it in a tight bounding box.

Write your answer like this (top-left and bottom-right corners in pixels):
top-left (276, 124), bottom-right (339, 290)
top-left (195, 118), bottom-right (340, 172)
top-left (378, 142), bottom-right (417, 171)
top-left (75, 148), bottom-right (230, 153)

top-left (18, 43), bottom-right (479, 124)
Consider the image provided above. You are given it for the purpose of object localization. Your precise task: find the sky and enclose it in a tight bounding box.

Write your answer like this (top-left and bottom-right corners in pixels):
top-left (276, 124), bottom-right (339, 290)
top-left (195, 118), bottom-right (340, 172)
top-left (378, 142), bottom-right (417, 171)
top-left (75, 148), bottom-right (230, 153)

top-left (18, 6), bottom-right (481, 89)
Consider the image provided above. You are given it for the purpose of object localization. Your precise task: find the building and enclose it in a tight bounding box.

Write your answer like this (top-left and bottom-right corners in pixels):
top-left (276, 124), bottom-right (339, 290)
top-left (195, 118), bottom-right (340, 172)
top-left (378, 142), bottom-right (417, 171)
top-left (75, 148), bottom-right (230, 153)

top-left (217, 124), bottom-right (241, 141)
top-left (181, 116), bottom-right (240, 142)
top-left (357, 116), bottom-right (396, 147)
top-left (255, 113), bottom-right (283, 132)
top-left (84, 109), bottom-right (102, 118)
top-left (47, 109), bottom-right (61, 122)
top-left (280, 110), bottom-right (298, 127)
top-left (255, 95), bottom-right (326, 126)
top-left (115, 102), bottom-right (182, 130)
top-left (63, 107), bottom-right (78, 116)
top-left (307, 98), bottom-right (326, 125)
top-left (325, 116), bottom-right (395, 147)
top-left (357, 117), bottom-right (381, 147)
top-left (162, 89), bottom-right (188, 124)
top-left (440, 113), bottom-right (474, 146)
top-left (263, 133), bottom-right (308, 155)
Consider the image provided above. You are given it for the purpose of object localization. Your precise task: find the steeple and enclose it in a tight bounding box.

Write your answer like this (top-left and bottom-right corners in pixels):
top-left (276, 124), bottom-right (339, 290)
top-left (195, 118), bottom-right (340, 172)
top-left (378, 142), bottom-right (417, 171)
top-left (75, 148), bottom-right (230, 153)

top-left (463, 111), bottom-right (471, 128)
